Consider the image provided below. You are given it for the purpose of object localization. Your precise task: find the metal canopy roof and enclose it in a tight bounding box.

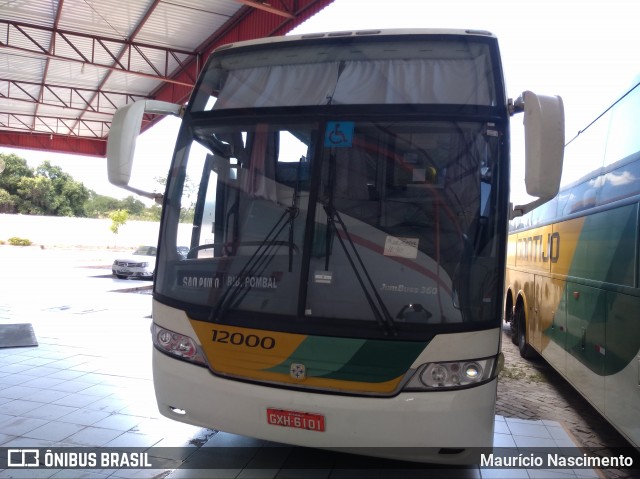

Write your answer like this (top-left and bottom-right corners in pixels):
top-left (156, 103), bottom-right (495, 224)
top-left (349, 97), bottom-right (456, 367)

top-left (0, 0), bottom-right (333, 157)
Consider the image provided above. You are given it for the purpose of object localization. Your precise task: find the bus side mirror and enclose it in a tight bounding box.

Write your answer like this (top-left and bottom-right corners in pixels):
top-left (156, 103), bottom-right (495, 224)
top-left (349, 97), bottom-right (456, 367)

top-left (510, 91), bottom-right (565, 218)
top-left (107, 100), bottom-right (182, 202)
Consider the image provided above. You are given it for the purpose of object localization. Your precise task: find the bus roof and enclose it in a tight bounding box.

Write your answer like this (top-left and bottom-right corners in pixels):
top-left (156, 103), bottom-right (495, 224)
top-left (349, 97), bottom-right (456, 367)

top-left (212, 28), bottom-right (497, 54)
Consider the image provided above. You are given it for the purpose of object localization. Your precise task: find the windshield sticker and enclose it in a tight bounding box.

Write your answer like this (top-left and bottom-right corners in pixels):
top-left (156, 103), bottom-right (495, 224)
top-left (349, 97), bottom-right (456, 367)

top-left (314, 271), bottom-right (333, 284)
top-left (324, 121), bottom-right (354, 148)
top-left (383, 236), bottom-right (419, 259)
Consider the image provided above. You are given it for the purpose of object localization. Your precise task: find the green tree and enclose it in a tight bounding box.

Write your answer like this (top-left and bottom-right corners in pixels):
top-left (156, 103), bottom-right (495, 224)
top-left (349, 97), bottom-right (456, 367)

top-left (0, 154), bottom-right (33, 213)
top-left (121, 195), bottom-right (147, 216)
top-left (36, 161), bottom-right (90, 216)
top-left (0, 152), bottom-right (162, 220)
top-left (0, 154), bottom-right (33, 193)
top-left (0, 188), bottom-right (15, 213)
top-left (109, 209), bottom-right (129, 235)
top-left (0, 154), bottom-right (90, 216)
top-left (15, 176), bottom-right (55, 215)
top-left (84, 192), bottom-right (121, 218)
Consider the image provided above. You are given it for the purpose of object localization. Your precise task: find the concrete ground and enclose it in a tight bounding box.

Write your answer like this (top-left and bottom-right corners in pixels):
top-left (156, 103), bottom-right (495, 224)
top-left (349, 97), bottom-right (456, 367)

top-left (0, 245), bottom-right (637, 478)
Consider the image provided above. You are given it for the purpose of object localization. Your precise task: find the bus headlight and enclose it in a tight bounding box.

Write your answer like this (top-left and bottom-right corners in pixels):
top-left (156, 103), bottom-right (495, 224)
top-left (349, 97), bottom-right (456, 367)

top-left (403, 355), bottom-right (500, 391)
top-left (152, 324), bottom-right (207, 366)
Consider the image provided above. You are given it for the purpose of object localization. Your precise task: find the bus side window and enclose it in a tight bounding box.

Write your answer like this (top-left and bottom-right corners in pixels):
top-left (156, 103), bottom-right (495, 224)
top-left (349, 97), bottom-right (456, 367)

top-left (604, 82), bottom-right (640, 168)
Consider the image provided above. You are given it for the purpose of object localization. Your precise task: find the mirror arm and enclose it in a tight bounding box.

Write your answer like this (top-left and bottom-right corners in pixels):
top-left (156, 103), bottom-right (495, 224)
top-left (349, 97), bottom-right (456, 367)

top-left (120, 185), bottom-right (164, 205)
top-left (510, 197), bottom-right (549, 220)
top-left (508, 95), bottom-right (525, 116)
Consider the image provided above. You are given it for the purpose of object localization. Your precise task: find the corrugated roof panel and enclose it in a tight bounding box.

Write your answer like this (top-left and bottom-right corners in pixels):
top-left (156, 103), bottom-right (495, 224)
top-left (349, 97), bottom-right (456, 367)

top-left (0, 0), bottom-right (335, 149)
top-left (58, 0), bottom-right (151, 39)
top-left (74, 119), bottom-right (110, 138)
top-left (102, 69), bottom-right (161, 97)
top-left (1, 112), bottom-right (37, 131)
top-left (39, 85), bottom-right (107, 113)
top-left (33, 116), bottom-right (65, 135)
top-left (46, 61), bottom-right (106, 90)
top-left (52, 34), bottom-right (105, 64)
top-left (0, 23), bottom-right (52, 56)
top-left (0, 0), bottom-right (60, 27)
top-left (37, 104), bottom-right (71, 119)
top-left (137, 0), bottom-right (243, 50)
top-left (0, 99), bottom-right (36, 116)
top-left (4, 81), bottom-right (40, 103)
top-left (117, 45), bottom-right (174, 78)
top-left (0, 55), bottom-right (45, 83)
top-left (80, 109), bottom-right (115, 122)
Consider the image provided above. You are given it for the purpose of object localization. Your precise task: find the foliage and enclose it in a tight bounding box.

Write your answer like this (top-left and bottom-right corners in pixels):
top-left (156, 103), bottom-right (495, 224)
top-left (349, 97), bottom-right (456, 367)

top-left (7, 236), bottom-right (32, 246)
top-left (0, 153), bottom-right (163, 220)
top-left (109, 209), bottom-right (129, 234)
top-left (84, 192), bottom-right (151, 219)
top-left (0, 155), bottom-right (90, 216)
top-left (0, 188), bottom-right (15, 213)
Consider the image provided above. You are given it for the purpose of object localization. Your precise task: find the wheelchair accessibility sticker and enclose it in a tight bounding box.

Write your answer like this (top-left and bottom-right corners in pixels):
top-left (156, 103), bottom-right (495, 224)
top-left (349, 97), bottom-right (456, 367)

top-left (324, 121), bottom-right (354, 148)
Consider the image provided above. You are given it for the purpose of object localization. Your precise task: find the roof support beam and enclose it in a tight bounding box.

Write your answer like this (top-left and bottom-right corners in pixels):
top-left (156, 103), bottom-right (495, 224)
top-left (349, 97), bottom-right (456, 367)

top-left (0, 19), bottom-right (196, 87)
top-left (0, 130), bottom-right (107, 156)
top-left (0, 112), bottom-right (111, 137)
top-left (0, 79), bottom-right (148, 115)
top-left (234, 0), bottom-right (296, 19)
top-left (67, 0), bottom-right (165, 135)
top-left (33, 0), bottom-right (64, 130)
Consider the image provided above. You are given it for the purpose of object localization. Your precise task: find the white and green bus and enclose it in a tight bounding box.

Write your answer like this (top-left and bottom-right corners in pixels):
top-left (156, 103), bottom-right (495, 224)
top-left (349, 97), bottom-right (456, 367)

top-left (108, 29), bottom-right (564, 464)
top-left (505, 77), bottom-right (640, 449)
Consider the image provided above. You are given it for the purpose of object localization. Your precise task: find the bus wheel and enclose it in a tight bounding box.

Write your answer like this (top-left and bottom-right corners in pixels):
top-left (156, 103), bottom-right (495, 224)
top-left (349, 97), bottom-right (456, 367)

top-left (516, 307), bottom-right (536, 359)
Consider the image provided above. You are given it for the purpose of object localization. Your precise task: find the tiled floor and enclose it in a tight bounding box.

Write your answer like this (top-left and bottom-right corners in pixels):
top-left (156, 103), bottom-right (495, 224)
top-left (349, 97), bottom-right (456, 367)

top-left (0, 294), bottom-right (602, 478)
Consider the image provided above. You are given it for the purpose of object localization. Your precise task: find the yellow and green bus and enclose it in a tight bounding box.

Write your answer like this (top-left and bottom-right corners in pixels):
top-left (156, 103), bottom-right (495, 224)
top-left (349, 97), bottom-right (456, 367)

top-left (505, 77), bottom-right (640, 449)
top-left (108, 29), bottom-right (564, 464)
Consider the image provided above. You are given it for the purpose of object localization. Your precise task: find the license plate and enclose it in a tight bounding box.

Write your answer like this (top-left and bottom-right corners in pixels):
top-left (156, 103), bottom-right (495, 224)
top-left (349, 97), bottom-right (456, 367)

top-left (267, 408), bottom-right (325, 432)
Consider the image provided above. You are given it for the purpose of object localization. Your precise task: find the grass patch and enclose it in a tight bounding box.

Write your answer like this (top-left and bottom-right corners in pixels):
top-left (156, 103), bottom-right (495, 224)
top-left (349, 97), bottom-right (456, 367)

top-left (500, 365), bottom-right (546, 383)
top-left (7, 236), bottom-right (32, 246)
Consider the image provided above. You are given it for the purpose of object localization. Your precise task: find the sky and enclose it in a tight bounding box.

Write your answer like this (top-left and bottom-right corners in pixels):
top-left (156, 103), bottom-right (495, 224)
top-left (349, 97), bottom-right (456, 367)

top-left (1, 0), bottom-right (638, 204)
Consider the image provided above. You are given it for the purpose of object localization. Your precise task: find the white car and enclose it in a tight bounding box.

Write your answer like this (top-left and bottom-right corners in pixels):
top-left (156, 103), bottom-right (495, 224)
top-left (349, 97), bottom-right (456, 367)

top-left (112, 245), bottom-right (157, 280)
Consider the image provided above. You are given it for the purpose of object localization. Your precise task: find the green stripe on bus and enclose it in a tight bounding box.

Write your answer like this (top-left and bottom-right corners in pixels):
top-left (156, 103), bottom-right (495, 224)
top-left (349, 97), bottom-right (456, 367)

top-left (266, 336), bottom-right (428, 383)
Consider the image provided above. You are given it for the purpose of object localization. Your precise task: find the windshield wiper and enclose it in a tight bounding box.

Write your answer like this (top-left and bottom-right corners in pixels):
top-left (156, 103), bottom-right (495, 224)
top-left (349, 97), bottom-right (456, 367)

top-left (209, 205), bottom-right (298, 321)
top-left (323, 202), bottom-right (397, 336)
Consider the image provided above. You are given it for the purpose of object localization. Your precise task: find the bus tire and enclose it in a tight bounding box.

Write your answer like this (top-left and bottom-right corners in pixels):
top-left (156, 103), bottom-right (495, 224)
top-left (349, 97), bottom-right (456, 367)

top-left (516, 307), bottom-right (536, 360)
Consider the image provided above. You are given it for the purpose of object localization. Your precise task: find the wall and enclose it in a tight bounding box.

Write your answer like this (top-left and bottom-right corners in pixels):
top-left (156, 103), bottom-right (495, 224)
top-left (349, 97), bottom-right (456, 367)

top-left (0, 214), bottom-right (191, 249)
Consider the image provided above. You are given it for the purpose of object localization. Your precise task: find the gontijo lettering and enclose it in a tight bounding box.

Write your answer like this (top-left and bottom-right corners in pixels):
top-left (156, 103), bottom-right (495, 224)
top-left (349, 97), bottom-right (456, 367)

top-left (517, 232), bottom-right (560, 263)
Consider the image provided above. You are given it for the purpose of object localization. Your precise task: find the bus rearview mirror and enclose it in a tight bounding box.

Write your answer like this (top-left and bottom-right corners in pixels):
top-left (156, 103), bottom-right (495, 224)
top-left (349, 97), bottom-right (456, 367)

top-left (107, 100), bottom-right (182, 201)
top-left (511, 91), bottom-right (565, 218)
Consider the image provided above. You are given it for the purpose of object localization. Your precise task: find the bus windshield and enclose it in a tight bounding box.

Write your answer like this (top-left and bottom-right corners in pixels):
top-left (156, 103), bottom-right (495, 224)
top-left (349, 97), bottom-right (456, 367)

top-left (156, 115), bottom-right (504, 338)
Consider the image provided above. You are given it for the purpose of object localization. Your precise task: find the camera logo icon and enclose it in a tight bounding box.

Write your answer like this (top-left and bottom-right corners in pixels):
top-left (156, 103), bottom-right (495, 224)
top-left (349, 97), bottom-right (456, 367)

top-left (7, 449), bottom-right (40, 467)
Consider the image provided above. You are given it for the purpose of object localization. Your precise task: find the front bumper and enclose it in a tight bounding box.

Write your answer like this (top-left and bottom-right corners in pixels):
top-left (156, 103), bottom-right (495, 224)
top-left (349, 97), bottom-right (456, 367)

top-left (152, 347), bottom-right (496, 464)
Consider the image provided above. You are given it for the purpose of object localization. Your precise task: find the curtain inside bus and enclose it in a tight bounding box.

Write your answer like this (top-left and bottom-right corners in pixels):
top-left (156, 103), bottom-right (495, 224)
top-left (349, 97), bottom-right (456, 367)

top-left (213, 57), bottom-right (495, 109)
